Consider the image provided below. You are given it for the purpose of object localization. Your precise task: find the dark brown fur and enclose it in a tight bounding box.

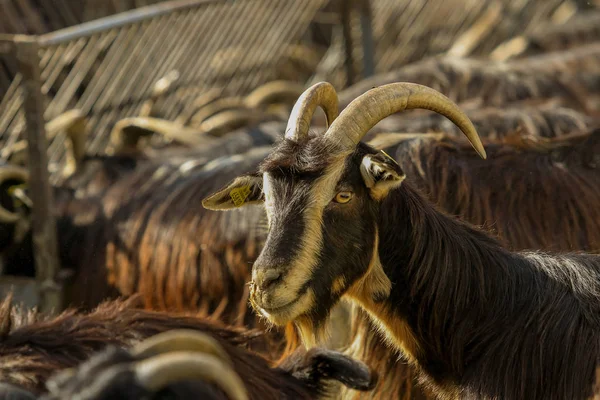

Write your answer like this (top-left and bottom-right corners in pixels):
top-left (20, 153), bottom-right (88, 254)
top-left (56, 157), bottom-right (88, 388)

top-left (344, 128), bottom-right (600, 399)
top-left (206, 133), bottom-right (600, 399)
top-left (0, 295), bottom-right (374, 399)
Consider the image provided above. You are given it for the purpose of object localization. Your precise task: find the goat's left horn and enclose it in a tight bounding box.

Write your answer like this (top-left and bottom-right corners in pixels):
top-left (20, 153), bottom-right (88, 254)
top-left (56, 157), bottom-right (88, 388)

top-left (131, 330), bottom-right (231, 365)
top-left (285, 82), bottom-right (339, 142)
top-left (324, 83), bottom-right (486, 159)
top-left (134, 352), bottom-right (248, 400)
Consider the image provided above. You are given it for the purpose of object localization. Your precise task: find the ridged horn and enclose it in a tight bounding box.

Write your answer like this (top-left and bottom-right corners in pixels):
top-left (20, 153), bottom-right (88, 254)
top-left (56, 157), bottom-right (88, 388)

top-left (324, 82), bottom-right (486, 159)
top-left (110, 117), bottom-right (205, 149)
top-left (0, 166), bottom-right (29, 223)
top-left (201, 109), bottom-right (262, 137)
top-left (47, 110), bottom-right (88, 174)
top-left (176, 89), bottom-right (222, 125)
top-left (131, 330), bottom-right (231, 366)
top-left (285, 82), bottom-right (339, 142)
top-left (191, 97), bottom-right (248, 125)
top-left (244, 80), bottom-right (304, 108)
top-left (134, 352), bottom-right (248, 400)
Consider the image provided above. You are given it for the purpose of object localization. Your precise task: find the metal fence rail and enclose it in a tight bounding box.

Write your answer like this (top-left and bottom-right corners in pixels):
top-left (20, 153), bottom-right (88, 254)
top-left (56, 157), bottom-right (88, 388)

top-left (1, 0), bottom-right (328, 176)
top-left (0, 0), bottom-right (166, 35)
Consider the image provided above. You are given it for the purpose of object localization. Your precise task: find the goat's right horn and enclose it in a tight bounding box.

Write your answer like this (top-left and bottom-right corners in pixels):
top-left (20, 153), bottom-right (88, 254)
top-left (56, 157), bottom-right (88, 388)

top-left (285, 82), bottom-right (339, 142)
top-left (134, 352), bottom-right (248, 400)
top-left (324, 83), bottom-right (486, 159)
top-left (131, 330), bottom-right (231, 366)
top-left (0, 166), bottom-right (29, 223)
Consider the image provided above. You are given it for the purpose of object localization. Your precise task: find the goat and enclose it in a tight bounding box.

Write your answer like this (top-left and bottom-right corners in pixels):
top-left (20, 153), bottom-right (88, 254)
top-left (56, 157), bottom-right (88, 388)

top-left (203, 82), bottom-right (600, 399)
top-left (339, 43), bottom-right (600, 112)
top-left (0, 296), bottom-right (375, 399)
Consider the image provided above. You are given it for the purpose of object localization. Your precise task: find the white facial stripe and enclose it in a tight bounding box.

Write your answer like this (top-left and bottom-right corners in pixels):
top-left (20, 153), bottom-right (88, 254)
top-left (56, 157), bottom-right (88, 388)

top-left (282, 154), bottom-right (349, 295)
top-left (262, 173), bottom-right (274, 226)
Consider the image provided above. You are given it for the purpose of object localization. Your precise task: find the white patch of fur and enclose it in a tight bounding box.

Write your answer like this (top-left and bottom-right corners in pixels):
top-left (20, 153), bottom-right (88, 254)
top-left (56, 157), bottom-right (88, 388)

top-left (360, 155), bottom-right (406, 201)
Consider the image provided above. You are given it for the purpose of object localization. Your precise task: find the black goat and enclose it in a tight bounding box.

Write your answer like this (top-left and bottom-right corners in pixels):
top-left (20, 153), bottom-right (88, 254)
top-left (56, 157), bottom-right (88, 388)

top-left (203, 82), bottom-right (600, 400)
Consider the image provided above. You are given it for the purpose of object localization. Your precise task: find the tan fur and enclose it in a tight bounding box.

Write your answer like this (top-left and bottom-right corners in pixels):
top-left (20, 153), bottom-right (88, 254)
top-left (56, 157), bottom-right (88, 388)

top-left (346, 230), bottom-right (421, 363)
top-left (332, 276), bottom-right (346, 295)
top-left (260, 154), bottom-right (349, 311)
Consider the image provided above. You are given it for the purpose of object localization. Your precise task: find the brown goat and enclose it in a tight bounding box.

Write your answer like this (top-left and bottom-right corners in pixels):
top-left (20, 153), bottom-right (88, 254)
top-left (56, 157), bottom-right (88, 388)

top-left (0, 295), bottom-right (375, 399)
top-left (62, 127), bottom-right (600, 399)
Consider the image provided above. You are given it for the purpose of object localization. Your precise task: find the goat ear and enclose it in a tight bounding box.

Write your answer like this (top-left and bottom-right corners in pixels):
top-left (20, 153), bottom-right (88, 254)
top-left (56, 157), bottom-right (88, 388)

top-left (360, 151), bottom-right (405, 200)
top-left (202, 174), bottom-right (263, 210)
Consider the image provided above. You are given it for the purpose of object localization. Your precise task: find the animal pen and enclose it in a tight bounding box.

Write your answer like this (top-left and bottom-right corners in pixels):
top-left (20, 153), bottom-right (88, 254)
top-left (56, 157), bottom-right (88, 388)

top-left (0, 0), bottom-right (590, 315)
top-left (0, 0), bottom-right (378, 315)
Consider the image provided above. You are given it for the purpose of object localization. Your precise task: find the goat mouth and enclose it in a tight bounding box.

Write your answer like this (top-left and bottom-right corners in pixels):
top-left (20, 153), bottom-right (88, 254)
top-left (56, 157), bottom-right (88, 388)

top-left (258, 297), bottom-right (300, 316)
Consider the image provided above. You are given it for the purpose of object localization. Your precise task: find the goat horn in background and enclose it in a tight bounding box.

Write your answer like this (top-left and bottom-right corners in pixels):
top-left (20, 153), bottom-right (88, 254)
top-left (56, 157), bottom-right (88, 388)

top-left (285, 81), bottom-right (339, 142)
top-left (245, 80), bottom-right (304, 108)
top-left (131, 330), bottom-right (232, 365)
top-left (134, 351), bottom-right (249, 400)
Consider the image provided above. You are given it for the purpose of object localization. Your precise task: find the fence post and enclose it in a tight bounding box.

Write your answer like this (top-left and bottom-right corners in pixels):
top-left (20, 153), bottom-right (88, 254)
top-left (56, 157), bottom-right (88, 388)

top-left (359, 0), bottom-right (375, 78)
top-left (340, 0), bottom-right (355, 86)
top-left (13, 35), bottom-right (63, 316)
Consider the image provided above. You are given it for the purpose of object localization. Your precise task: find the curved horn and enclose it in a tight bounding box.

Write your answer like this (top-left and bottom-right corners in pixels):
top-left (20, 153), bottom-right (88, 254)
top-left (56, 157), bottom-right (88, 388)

top-left (135, 352), bottom-right (248, 400)
top-left (1, 110), bottom-right (87, 168)
top-left (139, 70), bottom-right (181, 118)
top-left (201, 109), bottom-right (262, 137)
top-left (324, 83), bottom-right (486, 158)
top-left (191, 98), bottom-right (249, 126)
top-left (47, 110), bottom-right (88, 174)
top-left (176, 89), bottom-right (222, 125)
top-left (285, 82), bottom-right (339, 142)
top-left (131, 330), bottom-right (231, 366)
top-left (245, 80), bottom-right (304, 108)
top-left (110, 117), bottom-right (206, 149)
top-left (0, 166), bottom-right (29, 224)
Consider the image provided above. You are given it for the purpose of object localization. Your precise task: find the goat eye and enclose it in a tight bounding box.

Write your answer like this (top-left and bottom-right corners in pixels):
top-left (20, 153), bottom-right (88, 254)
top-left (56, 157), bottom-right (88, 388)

top-left (333, 191), bottom-right (353, 204)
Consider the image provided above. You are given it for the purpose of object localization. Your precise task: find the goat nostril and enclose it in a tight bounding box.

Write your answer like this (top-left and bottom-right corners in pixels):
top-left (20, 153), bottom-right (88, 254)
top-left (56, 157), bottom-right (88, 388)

top-left (259, 270), bottom-right (282, 290)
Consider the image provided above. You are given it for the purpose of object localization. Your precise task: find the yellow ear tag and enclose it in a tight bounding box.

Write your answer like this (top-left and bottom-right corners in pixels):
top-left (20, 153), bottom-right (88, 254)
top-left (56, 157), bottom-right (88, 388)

top-left (230, 185), bottom-right (252, 207)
